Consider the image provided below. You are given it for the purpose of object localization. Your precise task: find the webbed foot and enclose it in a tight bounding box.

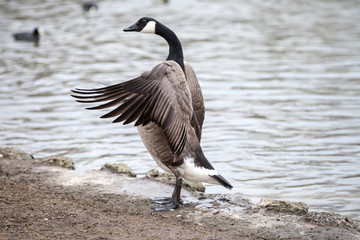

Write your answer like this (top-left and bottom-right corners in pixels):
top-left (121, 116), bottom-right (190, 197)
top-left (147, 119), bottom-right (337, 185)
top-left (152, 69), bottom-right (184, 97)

top-left (152, 197), bottom-right (173, 205)
top-left (152, 178), bottom-right (183, 212)
top-left (152, 197), bottom-right (183, 205)
top-left (152, 202), bottom-right (179, 212)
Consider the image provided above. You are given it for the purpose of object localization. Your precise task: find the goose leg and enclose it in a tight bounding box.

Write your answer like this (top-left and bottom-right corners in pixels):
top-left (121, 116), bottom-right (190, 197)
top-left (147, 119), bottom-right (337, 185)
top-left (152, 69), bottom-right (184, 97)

top-left (153, 178), bottom-right (182, 211)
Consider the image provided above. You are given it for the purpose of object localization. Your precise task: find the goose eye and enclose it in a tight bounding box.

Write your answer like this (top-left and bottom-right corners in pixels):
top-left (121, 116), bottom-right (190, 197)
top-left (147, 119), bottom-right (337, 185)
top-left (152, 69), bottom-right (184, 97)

top-left (142, 19), bottom-right (147, 23)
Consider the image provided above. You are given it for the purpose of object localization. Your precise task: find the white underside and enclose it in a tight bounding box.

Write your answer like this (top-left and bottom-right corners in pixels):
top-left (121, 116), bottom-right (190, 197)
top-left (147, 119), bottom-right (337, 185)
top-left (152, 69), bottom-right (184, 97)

top-left (177, 157), bottom-right (219, 185)
top-left (152, 156), bottom-right (220, 185)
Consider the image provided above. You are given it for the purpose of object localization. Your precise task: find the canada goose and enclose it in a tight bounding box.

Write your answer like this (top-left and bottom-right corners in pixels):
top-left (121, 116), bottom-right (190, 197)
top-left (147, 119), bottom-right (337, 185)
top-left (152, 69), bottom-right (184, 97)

top-left (71, 17), bottom-right (233, 211)
top-left (13, 27), bottom-right (44, 42)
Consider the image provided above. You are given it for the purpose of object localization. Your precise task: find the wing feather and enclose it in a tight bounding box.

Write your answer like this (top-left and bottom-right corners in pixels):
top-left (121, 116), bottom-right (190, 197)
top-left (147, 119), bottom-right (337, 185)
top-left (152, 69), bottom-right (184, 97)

top-left (71, 61), bottom-right (192, 155)
top-left (100, 95), bottom-right (136, 119)
top-left (184, 61), bottom-right (205, 142)
top-left (120, 95), bottom-right (151, 124)
top-left (112, 95), bottom-right (144, 123)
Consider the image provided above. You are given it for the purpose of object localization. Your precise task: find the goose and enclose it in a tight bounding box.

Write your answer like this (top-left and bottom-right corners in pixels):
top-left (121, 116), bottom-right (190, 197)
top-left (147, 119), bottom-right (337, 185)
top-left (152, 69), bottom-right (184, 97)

top-left (71, 17), bottom-right (233, 211)
top-left (13, 27), bottom-right (44, 42)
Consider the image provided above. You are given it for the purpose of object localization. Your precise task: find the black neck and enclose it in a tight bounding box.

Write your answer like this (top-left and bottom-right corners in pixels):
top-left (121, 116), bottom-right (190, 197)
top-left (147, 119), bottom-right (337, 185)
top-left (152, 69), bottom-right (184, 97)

top-left (155, 22), bottom-right (185, 71)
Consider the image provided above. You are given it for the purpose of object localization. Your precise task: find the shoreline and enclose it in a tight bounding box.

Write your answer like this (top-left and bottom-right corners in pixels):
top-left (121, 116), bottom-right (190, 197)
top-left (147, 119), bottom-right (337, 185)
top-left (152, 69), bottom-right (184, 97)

top-left (1, 147), bottom-right (359, 239)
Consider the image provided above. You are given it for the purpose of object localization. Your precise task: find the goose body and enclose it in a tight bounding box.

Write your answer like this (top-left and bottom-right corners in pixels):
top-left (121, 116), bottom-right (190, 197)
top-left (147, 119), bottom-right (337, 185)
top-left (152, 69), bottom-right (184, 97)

top-left (72, 17), bottom-right (232, 211)
top-left (13, 27), bottom-right (44, 42)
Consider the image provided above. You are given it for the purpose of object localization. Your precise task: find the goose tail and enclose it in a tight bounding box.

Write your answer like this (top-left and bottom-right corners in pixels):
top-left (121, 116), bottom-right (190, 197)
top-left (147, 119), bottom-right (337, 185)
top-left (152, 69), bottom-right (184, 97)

top-left (210, 174), bottom-right (233, 190)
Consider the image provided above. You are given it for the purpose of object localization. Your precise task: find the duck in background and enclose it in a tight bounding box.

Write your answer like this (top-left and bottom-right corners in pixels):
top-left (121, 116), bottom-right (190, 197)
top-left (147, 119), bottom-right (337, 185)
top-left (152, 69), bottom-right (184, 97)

top-left (82, 1), bottom-right (98, 13)
top-left (13, 27), bottom-right (45, 44)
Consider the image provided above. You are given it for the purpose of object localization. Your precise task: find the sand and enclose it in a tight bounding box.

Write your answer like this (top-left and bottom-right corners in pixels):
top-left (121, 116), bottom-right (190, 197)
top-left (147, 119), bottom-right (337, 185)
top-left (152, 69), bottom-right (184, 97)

top-left (0, 147), bottom-right (359, 240)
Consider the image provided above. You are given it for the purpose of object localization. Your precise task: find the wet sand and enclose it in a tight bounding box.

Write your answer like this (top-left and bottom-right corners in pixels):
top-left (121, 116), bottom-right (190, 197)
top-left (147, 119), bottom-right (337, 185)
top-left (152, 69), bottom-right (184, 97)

top-left (0, 147), bottom-right (359, 240)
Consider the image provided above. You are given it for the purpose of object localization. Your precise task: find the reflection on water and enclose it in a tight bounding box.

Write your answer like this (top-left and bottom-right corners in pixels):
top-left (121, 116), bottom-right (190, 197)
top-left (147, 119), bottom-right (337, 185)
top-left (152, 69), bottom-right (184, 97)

top-left (0, 0), bottom-right (359, 218)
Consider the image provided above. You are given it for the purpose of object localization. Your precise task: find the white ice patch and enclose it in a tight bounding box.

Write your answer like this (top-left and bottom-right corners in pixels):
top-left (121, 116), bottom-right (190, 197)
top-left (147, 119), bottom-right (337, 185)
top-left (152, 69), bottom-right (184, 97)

top-left (179, 157), bottom-right (219, 185)
top-left (140, 21), bottom-right (156, 34)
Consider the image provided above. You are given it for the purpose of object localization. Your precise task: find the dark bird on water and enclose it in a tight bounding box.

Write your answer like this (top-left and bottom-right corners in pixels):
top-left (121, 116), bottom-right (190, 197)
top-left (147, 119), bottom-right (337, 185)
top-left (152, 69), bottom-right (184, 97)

top-left (71, 17), bottom-right (233, 211)
top-left (13, 27), bottom-right (44, 42)
top-left (82, 1), bottom-right (98, 12)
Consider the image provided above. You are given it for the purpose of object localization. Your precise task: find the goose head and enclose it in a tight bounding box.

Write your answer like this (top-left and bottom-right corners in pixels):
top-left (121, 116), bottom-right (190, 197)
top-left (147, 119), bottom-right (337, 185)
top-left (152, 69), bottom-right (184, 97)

top-left (123, 17), bottom-right (157, 34)
top-left (34, 26), bottom-right (45, 36)
top-left (123, 17), bottom-right (185, 71)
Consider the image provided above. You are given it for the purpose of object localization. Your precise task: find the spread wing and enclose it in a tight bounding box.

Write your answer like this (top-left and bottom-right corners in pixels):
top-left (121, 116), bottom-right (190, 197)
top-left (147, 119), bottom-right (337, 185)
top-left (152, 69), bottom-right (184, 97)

top-left (184, 61), bottom-right (205, 142)
top-left (71, 61), bottom-right (193, 156)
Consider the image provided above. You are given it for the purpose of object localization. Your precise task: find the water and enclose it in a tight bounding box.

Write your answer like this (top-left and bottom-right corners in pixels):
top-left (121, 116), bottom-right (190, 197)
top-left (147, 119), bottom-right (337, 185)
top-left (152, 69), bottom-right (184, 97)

top-left (1, 0), bottom-right (359, 218)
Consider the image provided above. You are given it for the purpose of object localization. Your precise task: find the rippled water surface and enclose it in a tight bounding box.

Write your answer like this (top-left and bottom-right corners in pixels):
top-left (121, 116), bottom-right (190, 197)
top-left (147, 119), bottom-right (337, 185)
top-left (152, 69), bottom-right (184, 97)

top-left (1, 0), bottom-right (359, 218)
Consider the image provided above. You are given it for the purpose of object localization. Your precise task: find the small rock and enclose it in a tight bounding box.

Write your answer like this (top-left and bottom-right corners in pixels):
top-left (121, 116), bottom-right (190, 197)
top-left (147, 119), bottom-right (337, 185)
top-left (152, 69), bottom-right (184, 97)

top-left (208, 193), bottom-right (252, 208)
top-left (145, 169), bottom-right (205, 192)
top-left (254, 199), bottom-right (309, 215)
top-left (0, 147), bottom-right (34, 161)
top-left (146, 168), bottom-right (160, 178)
top-left (101, 163), bottom-right (136, 178)
top-left (305, 212), bottom-right (360, 231)
top-left (38, 156), bottom-right (75, 170)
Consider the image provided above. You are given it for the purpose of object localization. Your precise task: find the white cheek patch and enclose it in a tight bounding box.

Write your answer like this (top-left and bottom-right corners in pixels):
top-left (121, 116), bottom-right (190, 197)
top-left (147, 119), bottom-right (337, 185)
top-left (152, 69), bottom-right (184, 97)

top-left (38, 27), bottom-right (45, 35)
top-left (140, 21), bottom-right (156, 34)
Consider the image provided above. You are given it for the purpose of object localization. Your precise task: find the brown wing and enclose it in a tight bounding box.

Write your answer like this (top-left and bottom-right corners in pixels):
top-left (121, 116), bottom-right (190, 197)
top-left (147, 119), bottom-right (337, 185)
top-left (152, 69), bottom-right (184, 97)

top-left (184, 61), bottom-right (205, 142)
top-left (71, 61), bottom-right (193, 156)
